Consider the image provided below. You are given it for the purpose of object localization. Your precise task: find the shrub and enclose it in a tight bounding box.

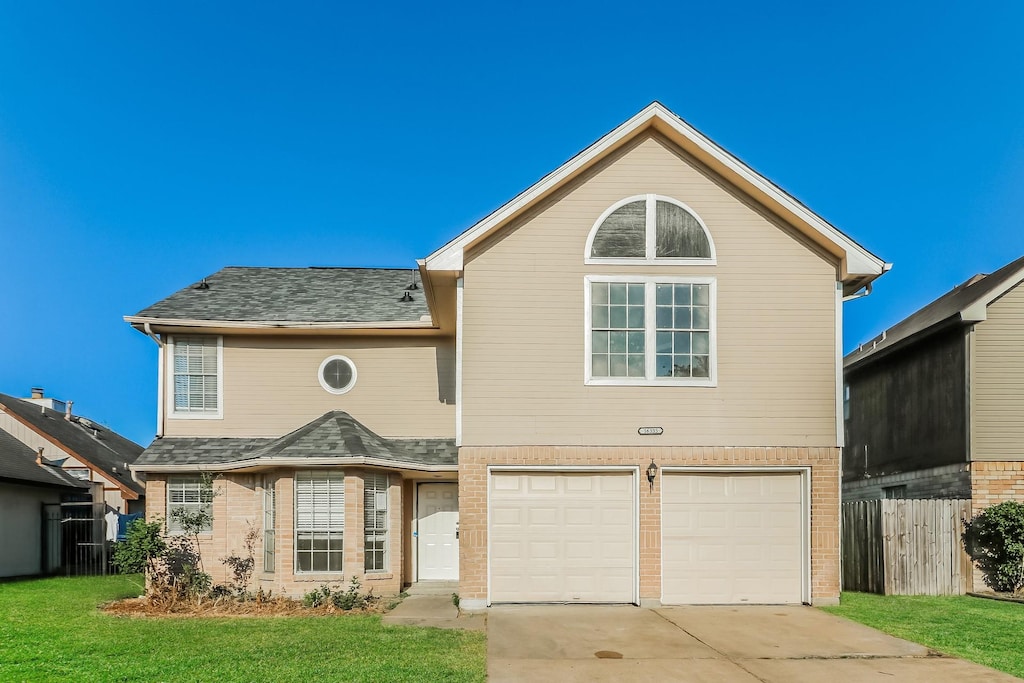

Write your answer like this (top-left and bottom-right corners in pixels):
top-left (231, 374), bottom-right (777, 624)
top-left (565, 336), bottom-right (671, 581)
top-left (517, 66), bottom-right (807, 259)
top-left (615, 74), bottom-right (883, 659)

top-left (112, 519), bottom-right (167, 575)
top-left (302, 585), bottom-right (333, 608)
top-left (963, 500), bottom-right (1024, 593)
top-left (301, 578), bottom-right (377, 611)
top-left (331, 577), bottom-right (375, 611)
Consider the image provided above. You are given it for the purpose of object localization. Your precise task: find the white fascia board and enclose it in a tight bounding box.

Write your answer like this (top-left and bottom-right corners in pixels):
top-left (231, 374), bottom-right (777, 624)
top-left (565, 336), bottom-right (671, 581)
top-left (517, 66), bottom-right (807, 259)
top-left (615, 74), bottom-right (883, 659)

top-left (961, 266), bottom-right (1024, 322)
top-left (125, 316), bottom-right (435, 330)
top-left (131, 457), bottom-right (459, 474)
top-left (424, 102), bottom-right (886, 283)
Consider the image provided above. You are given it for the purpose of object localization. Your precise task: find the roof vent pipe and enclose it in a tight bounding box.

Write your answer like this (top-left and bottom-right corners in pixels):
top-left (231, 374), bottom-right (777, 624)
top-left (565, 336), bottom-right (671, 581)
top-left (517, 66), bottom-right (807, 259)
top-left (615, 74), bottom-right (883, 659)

top-left (36, 447), bottom-right (43, 466)
top-left (65, 401), bottom-right (73, 421)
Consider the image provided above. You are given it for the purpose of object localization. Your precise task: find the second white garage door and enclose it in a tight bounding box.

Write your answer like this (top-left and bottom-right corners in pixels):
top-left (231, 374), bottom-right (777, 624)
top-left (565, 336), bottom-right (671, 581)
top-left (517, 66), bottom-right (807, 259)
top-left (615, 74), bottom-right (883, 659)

top-left (662, 471), bottom-right (804, 604)
top-left (489, 471), bottom-right (635, 603)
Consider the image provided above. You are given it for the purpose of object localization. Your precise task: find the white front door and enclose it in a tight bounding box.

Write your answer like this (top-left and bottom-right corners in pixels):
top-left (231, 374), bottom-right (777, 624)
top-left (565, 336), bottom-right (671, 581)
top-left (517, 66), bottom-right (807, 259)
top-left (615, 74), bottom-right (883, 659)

top-left (417, 483), bottom-right (459, 580)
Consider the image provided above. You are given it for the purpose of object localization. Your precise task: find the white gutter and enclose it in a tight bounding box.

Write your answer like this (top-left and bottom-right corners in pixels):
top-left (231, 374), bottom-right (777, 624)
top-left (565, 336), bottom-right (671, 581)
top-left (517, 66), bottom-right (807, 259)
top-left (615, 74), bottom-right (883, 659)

top-left (131, 456), bottom-right (460, 474)
top-left (125, 316), bottom-right (435, 330)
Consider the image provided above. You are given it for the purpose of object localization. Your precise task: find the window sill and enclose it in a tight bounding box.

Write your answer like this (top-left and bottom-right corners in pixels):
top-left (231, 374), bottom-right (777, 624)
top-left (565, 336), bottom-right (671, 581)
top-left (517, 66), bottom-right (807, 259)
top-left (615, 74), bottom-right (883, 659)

top-left (363, 572), bottom-right (393, 580)
top-left (168, 412), bottom-right (224, 420)
top-left (585, 378), bottom-right (717, 388)
top-left (293, 573), bottom-right (345, 582)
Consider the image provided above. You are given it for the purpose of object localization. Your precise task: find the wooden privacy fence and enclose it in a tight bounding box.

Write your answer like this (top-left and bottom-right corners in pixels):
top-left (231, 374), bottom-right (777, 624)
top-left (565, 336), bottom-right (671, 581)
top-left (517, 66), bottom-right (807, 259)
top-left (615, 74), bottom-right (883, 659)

top-left (841, 499), bottom-right (974, 595)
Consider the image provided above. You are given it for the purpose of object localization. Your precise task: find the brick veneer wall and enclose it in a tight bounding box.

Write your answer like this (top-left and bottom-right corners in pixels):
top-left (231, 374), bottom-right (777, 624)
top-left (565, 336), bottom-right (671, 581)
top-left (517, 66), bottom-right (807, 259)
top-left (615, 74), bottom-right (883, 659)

top-left (145, 469), bottom-right (406, 598)
top-left (458, 446), bottom-right (840, 606)
top-left (970, 461), bottom-right (1024, 515)
top-left (969, 462), bottom-right (1024, 591)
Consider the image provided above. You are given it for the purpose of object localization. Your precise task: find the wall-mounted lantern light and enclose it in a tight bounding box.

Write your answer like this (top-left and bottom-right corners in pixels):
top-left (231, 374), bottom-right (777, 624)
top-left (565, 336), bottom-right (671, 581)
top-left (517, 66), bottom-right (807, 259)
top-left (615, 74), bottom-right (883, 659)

top-left (646, 459), bottom-right (658, 491)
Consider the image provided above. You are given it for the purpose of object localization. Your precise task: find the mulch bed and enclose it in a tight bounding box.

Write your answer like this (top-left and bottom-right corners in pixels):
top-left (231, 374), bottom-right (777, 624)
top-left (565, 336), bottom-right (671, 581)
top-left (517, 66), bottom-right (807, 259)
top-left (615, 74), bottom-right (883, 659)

top-left (102, 596), bottom-right (391, 618)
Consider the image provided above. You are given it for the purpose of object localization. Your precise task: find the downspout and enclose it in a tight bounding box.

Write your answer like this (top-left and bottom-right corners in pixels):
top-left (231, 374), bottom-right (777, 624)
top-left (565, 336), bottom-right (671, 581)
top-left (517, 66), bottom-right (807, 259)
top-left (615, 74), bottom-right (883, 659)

top-left (842, 281), bottom-right (873, 303)
top-left (143, 323), bottom-right (166, 438)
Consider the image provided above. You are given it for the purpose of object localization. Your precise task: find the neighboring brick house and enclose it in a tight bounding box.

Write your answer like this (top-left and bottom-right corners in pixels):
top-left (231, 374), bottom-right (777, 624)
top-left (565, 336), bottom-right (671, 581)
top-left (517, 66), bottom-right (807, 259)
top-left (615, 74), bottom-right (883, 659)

top-left (127, 103), bottom-right (887, 607)
top-left (844, 255), bottom-right (1024, 515)
top-left (0, 390), bottom-right (145, 514)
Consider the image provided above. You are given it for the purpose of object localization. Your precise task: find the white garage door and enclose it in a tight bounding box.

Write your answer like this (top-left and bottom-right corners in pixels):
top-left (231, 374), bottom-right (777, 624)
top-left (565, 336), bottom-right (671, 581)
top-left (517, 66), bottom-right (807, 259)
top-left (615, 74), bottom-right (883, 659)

top-left (489, 471), bottom-right (635, 603)
top-left (662, 471), bottom-right (804, 604)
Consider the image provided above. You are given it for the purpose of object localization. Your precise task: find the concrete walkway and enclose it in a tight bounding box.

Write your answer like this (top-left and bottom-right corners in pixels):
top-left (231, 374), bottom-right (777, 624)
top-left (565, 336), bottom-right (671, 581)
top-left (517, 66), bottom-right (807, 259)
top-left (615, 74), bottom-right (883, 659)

top-left (381, 595), bottom-right (486, 631)
top-left (487, 605), bottom-right (1019, 682)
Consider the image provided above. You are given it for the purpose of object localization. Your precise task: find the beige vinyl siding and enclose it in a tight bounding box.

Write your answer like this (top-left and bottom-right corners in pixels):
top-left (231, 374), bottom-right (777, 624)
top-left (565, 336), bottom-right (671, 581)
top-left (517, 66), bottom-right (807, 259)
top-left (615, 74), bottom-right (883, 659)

top-left (461, 134), bottom-right (839, 447)
top-left (972, 282), bottom-right (1024, 460)
top-left (163, 335), bottom-right (455, 438)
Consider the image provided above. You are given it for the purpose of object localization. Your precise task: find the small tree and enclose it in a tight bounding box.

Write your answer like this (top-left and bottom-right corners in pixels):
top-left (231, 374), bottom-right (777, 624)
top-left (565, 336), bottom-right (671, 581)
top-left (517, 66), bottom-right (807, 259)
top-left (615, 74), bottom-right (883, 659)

top-left (221, 522), bottom-right (259, 599)
top-left (963, 500), bottom-right (1024, 593)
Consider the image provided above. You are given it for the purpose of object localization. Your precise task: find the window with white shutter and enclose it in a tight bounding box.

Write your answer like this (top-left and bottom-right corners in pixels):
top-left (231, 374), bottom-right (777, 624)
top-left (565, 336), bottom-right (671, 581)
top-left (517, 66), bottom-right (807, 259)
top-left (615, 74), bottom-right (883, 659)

top-left (364, 473), bottom-right (388, 572)
top-left (170, 336), bottom-right (222, 417)
top-left (295, 471), bottom-right (345, 573)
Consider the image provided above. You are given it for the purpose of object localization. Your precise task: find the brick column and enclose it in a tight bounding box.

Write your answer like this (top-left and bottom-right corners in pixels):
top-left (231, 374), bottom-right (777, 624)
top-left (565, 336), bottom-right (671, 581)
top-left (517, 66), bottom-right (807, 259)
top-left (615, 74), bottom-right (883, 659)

top-left (344, 469), bottom-right (364, 580)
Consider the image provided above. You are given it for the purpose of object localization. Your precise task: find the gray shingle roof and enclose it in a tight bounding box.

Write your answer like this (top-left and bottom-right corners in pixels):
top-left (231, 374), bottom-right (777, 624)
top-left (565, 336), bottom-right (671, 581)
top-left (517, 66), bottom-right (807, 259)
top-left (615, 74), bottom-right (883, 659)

top-left (134, 437), bottom-right (272, 467)
top-left (132, 267), bottom-right (430, 324)
top-left (134, 412), bottom-right (458, 470)
top-left (846, 254), bottom-right (1024, 369)
top-left (0, 427), bottom-right (89, 489)
top-left (0, 394), bottom-right (145, 495)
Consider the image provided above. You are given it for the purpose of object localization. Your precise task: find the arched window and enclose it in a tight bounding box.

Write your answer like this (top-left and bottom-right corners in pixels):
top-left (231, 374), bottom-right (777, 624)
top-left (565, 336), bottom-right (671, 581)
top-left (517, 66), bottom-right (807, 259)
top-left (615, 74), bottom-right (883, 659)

top-left (586, 195), bottom-right (715, 264)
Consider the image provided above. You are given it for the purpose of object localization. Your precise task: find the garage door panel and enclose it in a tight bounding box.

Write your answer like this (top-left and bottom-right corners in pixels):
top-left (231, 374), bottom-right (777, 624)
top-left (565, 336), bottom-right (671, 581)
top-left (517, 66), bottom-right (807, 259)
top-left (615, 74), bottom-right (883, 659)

top-left (663, 472), bottom-right (803, 605)
top-left (490, 472), bottom-right (635, 603)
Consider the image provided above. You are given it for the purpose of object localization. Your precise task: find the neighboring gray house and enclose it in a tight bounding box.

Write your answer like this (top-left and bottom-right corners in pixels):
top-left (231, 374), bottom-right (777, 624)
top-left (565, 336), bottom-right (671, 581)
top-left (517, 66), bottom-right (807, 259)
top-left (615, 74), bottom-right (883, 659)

top-left (0, 428), bottom-right (89, 577)
top-left (0, 391), bottom-right (146, 514)
top-left (844, 254), bottom-right (1024, 513)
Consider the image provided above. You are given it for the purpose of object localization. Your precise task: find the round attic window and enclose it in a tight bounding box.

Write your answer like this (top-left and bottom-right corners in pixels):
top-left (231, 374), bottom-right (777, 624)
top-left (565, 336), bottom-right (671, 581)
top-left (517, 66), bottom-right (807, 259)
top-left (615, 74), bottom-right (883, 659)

top-left (318, 355), bottom-right (357, 395)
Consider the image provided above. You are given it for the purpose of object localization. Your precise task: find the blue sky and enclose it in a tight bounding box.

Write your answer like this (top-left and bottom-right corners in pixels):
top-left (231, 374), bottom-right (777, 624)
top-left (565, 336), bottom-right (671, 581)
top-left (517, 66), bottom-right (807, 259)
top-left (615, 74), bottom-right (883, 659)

top-left (2, 1), bottom-right (1023, 445)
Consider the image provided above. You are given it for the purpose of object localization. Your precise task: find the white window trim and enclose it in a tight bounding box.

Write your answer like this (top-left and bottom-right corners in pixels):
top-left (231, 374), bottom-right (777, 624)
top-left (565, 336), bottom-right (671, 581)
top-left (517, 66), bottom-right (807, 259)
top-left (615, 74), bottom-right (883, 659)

top-left (317, 354), bottom-right (358, 395)
top-left (584, 275), bottom-right (717, 387)
top-left (166, 335), bottom-right (224, 420)
top-left (584, 194), bottom-right (717, 266)
top-left (364, 472), bottom-right (389, 573)
top-left (166, 475), bottom-right (214, 536)
top-left (294, 470), bottom-right (346, 575)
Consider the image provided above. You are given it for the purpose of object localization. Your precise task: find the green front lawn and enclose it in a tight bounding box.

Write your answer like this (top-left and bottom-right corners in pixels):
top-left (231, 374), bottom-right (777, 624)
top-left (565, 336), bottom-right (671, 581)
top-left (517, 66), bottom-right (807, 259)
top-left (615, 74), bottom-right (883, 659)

top-left (823, 592), bottom-right (1024, 678)
top-left (0, 575), bottom-right (485, 682)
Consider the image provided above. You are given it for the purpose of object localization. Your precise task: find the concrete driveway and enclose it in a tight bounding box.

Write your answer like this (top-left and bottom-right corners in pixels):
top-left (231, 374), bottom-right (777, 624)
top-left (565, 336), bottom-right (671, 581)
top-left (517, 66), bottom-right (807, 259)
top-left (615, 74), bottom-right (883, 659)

top-left (488, 605), bottom-right (1019, 682)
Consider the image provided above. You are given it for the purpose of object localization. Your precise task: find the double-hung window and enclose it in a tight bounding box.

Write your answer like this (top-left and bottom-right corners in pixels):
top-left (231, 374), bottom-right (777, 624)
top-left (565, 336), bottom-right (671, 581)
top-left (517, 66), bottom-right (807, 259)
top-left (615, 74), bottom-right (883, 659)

top-left (170, 336), bottom-right (222, 417)
top-left (295, 471), bottom-right (345, 573)
top-left (263, 477), bottom-right (276, 573)
top-left (167, 475), bottom-right (213, 534)
top-left (586, 276), bottom-right (715, 385)
top-left (364, 473), bottom-right (389, 572)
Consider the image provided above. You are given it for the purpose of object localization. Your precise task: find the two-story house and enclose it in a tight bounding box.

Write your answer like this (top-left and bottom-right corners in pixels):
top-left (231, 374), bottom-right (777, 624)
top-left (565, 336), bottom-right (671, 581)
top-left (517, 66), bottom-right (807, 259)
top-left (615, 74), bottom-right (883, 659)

top-left (844, 255), bottom-right (1024, 514)
top-left (128, 103), bottom-right (887, 608)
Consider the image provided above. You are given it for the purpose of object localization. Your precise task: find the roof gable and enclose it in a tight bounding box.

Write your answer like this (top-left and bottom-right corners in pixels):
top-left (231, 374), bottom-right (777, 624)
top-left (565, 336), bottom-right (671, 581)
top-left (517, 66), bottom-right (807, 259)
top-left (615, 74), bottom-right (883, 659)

top-left (845, 254), bottom-right (1024, 369)
top-left (132, 412), bottom-right (458, 472)
top-left (0, 393), bottom-right (145, 496)
top-left (0, 427), bottom-right (89, 489)
top-left (425, 102), bottom-right (887, 294)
